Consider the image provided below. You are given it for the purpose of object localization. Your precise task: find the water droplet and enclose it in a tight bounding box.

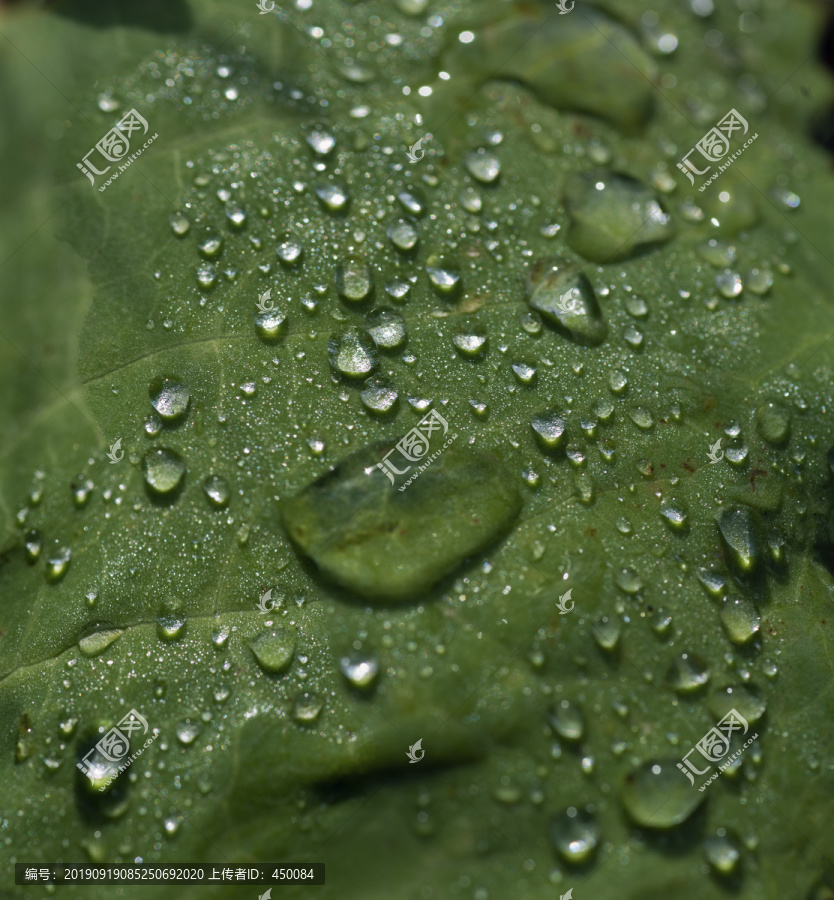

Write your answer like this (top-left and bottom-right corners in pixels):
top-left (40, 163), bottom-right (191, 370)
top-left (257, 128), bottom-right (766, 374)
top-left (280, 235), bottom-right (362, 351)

top-left (459, 186), bottom-right (482, 213)
top-left (715, 270), bottom-right (743, 298)
top-left (58, 716), bottom-right (78, 738)
top-left (720, 595), bottom-right (760, 644)
top-left (255, 308), bottom-right (288, 342)
top-left (526, 257), bottom-right (607, 345)
top-left (756, 401), bottom-right (790, 444)
top-left (203, 475), bottom-right (230, 508)
top-left (197, 235), bottom-right (223, 259)
top-left (710, 684), bottom-right (766, 725)
top-left (666, 653), bottom-right (710, 692)
top-left (71, 477), bottom-right (94, 508)
top-left (306, 128), bottom-right (336, 156)
top-left (397, 190), bottom-right (424, 216)
top-left (249, 625), bottom-right (297, 674)
top-left (24, 529), bottom-right (41, 563)
top-left (453, 321), bottom-right (488, 358)
top-left (697, 238), bottom-right (736, 268)
top-left (511, 361), bottom-right (537, 385)
top-left (717, 505), bottom-right (762, 574)
top-left (176, 721), bottom-right (201, 746)
top-left (609, 370), bottom-right (628, 394)
top-left (276, 235), bottom-right (304, 265)
top-left (745, 268), bottom-right (773, 295)
top-left (530, 410), bottom-right (567, 449)
top-left (703, 830), bottom-right (741, 875)
top-left (359, 377), bottom-right (399, 415)
top-left (79, 628), bottom-right (123, 657)
top-left (548, 700), bottom-right (584, 742)
top-left (426, 256), bottom-right (461, 295)
top-left (624, 295), bottom-right (648, 317)
top-left (592, 616), bottom-right (622, 650)
top-left (149, 376), bottom-right (190, 422)
top-left (565, 170), bottom-right (674, 263)
top-left (315, 183), bottom-right (349, 212)
top-left (292, 690), bottom-right (324, 723)
top-left (339, 653), bottom-right (379, 690)
top-left (196, 263), bottom-right (217, 288)
top-left (283, 439), bottom-right (521, 600)
top-left (659, 502), bottom-right (687, 531)
top-left (697, 567), bottom-right (726, 597)
top-left (157, 614), bottom-right (186, 641)
top-left (327, 328), bottom-right (378, 379)
top-left (593, 398), bottom-right (615, 421)
top-left (387, 219), bottom-right (419, 252)
top-left (365, 308), bottom-right (407, 349)
top-left (549, 806), bottom-right (599, 863)
top-left (46, 547), bottom-right (72, 582)
top-left (628, 407), bottom-right (654, 429)
top-left (170, 212), bottom-right (190, 236)
top-left (614, 567), bottom-right (643, 594)
top-left (464, 148), bottom-right (501, 183)
top-left (336, 259), bottom-right (374, 303)
top-left (622, 760), bottom-right (705, 828)
top-left (142, 449), bottom-right (186, 495)
top-left (623, 325), bottom-right (643, 349)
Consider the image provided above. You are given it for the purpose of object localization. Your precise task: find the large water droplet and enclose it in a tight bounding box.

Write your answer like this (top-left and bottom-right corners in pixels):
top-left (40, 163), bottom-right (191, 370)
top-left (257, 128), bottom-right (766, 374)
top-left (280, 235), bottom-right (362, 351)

top-left (197, 235), bottom-right (223, 259)
top-left (292, 690), bottom-right (324, 723)
top-left (719, 594), bottom-right (760, 644)
top-left (526, 257), bottom-right (607, 345)
top-left (149, 376), bottom-right (190, 422)
top-left (530, 410), bottom-right (567, 449)
top-left (453, 321), bottom-right (488, 358)
top-left (565, 170), bottom-right (674, 262)
top-left (315, 183), bottom-right (349, 212)
top-left (387, 219), bottom-right (419, 252)
top-left (614, 567), bottom-right (643, 594)
top-left (142, 449), bottom-right (186, 495)
top-left (327, 328), bottom-right (378, 379)
top-left (621, 760), bottom-right (705, 828)
top-left (282, 439), bottom-right (522, 600)
top-left (426, 255), bottom-right (461, 295)
top-left (255, 308), bottom-right (287, 342)
top-left (249, 624), bottom-right (297, 674)
top-left (157, 614), bottom-right (186, 641)
top-left (276, 235), bottom-right (304, 266)
top-left (666, 652), bottom-right (710, 692)
top-left (306, 128), bottom-right (336, 156)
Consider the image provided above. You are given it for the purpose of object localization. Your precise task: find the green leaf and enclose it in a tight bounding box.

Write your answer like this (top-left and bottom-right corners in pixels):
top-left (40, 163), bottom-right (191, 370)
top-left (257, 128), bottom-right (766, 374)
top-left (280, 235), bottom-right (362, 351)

top-left (2, 1), bottom-right (834, 898)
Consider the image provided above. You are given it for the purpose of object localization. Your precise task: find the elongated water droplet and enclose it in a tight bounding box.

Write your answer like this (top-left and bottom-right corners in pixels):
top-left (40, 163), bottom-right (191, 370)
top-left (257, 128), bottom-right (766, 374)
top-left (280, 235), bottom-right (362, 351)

top-left (717, 505), bottom-right (762, 574)
top-left (46, 547), bottom-right (72, 582)
top-left (336, 259), bottom-right (373, 303)
top-left (72, 478), bottom-right (94, 509)
top-left (79, 628), bottom-right (123, 657)
top-left (720, 594), bottom-right (760, 644)
top-left (24, 529), bottom-right (41, 563)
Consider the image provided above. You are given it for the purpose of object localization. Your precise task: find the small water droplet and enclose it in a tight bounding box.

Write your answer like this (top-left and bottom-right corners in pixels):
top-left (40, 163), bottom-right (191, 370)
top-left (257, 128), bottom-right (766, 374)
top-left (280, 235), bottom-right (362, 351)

top-left (697, 238), bottom-right (736, 267)
top-left (717, 505), bottom-right (762, 574)
top-left (365, 307), bottom-right (407, 349)
top-left (176, 721), bottom-right (201, 746)
top-left (548, 699), bottom-right (584, 742)
top-left (387, 219), bottom-right (419, 252)
top-left (397, 190), bottom-right (424, 216)
top-left (426, 256), bottom-right (461, 295)
top-left (745, 267), bottom-right (773, 295)
top-left (336, 259), bottom-right (374, 303)
top-left (628, 408), bottom-right (654, 429)
top-left (716, 270), bottom-right (743, 298)
top-left (614, 567), bottom-right (643, 594)
top-left (157, 614), bottom-right (186, 641)
top-left (306, 128), bottom-right (336, 156)
top-left (197, 235), bottom-right (223, 259)
top-left (660, 502), bottom-right (687, 531)
top-left (530, 410), bottom-right (567, 449)
top-left (170, 212), bottom-right (190, 236)
top-left (756, 401), bottom-right (790, 444)
top-left (360, 377), bottom-right (399, 415)
top-left (511, 361), bottom-right (537, 384)
top-left (255, 308), bottom-right (288, 342)
top-left (703, 830), bottom-right (741, 875)
top-left (592, 616), bottom-right (622, 650)
top-left (24, 529), bottom-right (41, 563)
top-left (315, 183), bottom-right (349, 212)
top-left (276, 235), bottom-right (304, 266)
